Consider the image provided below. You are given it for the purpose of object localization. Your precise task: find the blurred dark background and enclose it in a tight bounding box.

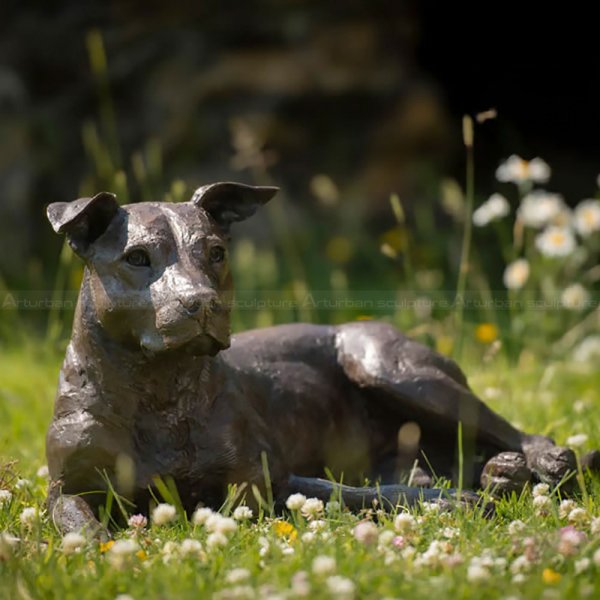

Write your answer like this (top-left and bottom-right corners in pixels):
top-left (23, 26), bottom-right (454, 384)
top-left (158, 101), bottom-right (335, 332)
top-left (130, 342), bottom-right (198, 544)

top-left (1, 0), bottom-right (599, 289)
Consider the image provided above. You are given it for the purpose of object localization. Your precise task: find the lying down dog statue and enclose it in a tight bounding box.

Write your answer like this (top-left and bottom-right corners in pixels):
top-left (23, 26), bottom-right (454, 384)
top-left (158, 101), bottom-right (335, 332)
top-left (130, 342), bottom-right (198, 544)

top-left (45, 183), bottom-right (597, 535)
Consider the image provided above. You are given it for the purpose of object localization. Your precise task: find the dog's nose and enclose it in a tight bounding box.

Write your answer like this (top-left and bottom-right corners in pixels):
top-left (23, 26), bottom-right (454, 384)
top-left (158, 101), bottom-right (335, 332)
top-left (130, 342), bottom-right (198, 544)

top-left (180, 293), bottom-right (219, 316)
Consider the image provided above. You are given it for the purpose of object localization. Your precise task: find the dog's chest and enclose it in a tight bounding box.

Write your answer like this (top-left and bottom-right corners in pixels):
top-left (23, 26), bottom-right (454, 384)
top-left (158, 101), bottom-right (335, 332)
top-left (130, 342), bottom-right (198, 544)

top-left (131, 391), bottom-right (238, 486)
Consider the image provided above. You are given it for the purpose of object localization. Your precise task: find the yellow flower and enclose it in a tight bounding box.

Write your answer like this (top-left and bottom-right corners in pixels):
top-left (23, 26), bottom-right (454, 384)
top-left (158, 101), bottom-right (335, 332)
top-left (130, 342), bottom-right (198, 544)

top-left (273, 520), bottom-right (297, 541)
top-left (475, 323), bottom-right (498, 344)
top-left (136, 549), bottom-right (148, 561)
top-left (99, 540), bottom-right (114, 553)
top-left (542, 568), bottom-right (561, 584)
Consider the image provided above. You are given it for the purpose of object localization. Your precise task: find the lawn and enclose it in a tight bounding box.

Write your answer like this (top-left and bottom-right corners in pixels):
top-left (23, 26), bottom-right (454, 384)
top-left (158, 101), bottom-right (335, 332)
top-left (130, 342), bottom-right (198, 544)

top-left (1, 342), bottom-right (599, 600)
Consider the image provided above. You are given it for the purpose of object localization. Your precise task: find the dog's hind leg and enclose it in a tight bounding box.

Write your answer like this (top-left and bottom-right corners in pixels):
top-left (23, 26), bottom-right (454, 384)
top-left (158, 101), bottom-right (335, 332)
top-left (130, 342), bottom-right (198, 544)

top-left (334, 322), bottom-right (577, 492)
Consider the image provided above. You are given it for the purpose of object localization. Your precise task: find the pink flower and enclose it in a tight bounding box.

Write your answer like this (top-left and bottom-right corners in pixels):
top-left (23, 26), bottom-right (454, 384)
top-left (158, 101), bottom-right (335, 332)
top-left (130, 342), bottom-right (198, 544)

top-left (557, 526), bottom-right (587, 556)
top-left (392, 536), bottom-right (406, 549)
top-left (128, 514), bottom-right (148, 529)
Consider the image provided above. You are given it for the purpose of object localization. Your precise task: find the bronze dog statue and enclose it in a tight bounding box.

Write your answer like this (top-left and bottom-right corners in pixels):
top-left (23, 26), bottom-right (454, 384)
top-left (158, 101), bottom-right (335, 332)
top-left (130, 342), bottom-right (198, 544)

top-left (45, 183), bottom-right (594, 535)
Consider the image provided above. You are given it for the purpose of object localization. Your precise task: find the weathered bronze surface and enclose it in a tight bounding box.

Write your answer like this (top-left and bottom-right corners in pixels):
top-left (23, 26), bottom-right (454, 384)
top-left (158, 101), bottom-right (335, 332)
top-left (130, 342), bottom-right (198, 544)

top-left (45, 183), bottom-right (592, 536)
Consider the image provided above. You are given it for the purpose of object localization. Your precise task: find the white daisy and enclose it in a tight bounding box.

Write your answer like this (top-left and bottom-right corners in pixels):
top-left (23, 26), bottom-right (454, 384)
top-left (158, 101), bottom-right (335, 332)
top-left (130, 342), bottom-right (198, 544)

top-left (535, 226), bottom-right (577, 257)
top-left (496, 155), bottom-right (550, 185)
top-left (561, 284), bottom-right (590, 311)
top-left (573, 199), bottom-right (600, 237)
top-left (517, 191), bottom-right (566, 228)
top-left (473, 193), bottom-right (510, 227)
top-left (503, 258), bottom-right (530, 290)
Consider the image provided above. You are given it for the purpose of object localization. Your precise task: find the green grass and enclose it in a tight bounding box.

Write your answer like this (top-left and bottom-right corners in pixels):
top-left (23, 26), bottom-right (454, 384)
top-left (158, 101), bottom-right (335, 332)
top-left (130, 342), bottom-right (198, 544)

top-left (1, 342), bottom-right (599, 599)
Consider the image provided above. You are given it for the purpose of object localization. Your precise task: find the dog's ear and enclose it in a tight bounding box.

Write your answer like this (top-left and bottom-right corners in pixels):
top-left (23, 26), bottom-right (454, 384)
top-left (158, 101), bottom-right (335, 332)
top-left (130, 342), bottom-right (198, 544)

top-left (191, 182), bottom-right (278, 231)
top-left (46, 192), bottom-right (120, 257)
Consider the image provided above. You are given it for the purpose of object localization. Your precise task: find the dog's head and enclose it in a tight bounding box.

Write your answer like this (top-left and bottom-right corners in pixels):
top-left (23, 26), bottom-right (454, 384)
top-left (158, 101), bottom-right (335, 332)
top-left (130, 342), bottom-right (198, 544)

top-left (47, 183), bottom-right (278, 356)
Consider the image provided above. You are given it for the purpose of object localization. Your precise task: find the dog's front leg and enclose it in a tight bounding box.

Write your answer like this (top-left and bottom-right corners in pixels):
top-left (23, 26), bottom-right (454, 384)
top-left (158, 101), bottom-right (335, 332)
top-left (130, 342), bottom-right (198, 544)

top-left (283, 475), bottom-right (494, 515)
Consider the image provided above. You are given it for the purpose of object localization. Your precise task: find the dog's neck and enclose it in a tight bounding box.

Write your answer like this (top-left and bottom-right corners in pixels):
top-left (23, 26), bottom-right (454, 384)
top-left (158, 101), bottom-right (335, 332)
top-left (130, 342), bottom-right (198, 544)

top-left (61, 278), bottom-right (224, 420)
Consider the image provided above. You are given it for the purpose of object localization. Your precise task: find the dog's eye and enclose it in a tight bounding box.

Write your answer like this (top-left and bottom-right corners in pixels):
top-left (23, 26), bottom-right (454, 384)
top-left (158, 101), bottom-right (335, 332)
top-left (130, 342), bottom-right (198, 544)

top-left (125, 249), bottom-right (151, 268)
top-left (209, 246), bottom-right (225, 263)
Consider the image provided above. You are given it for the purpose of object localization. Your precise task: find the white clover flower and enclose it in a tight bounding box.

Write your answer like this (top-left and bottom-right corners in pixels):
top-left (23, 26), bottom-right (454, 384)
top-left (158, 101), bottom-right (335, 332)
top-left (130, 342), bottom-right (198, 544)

top-left (291, 571), bottom-right (311, 597)
top-left (325, 575), bottom-right (355, 599)
top-left (573, 336), bottom-right (600, 362)
top-left (301, 531), bottom-right (316, 544)
top-left (566, 433), bottom-right (589, 448)
top-left (61, 532), bottom-right (86, 555)
top-left (111, 538), bottom-right (139, 555)
top-left (285, 493), bottom-right (307, 511)
top-left (535, 226), bottom-right (577, 257)
top-left (312, 555), bottom-right (336, 576)
top-left (36, 465), bottom-right (49, 479)
top-left (394, 512), bottom-right (417, 534)
top-left (326, 500), bottom-right (341, 514)
top-left (353, 521), bottom-right (378, 546)
top-left (573, 199), bottom-right (600, 237)
top-left (160, 540), bottom-right (179, 564)
top-left (558, 500), bottom-right (577, 520)
top-left (115, 595), bottom-right (135, 600)
top-left (575, 557), bottom-right (591, 574)
top-left (510, 555), bottom-right (532, 574)
top-left (225, 568), bottom-right (251, 584)
top-left (568, 508), bottom-right (589, 527)
top-left (15, 479), bottom-right (31, 491)
top-left (232, 506), bottom-right (253, 521)
top-left (467, 563), bottom-right (490, 583)
top-left (151, 503), bottom-right (177, 526)
top-left (532, 483), bottom-right (550, 497)
top-left (192, 507), bottom-right (214, 525)
top-left (19, 507), bottom-right (38, 528)
top-left (213, 586), bottom-right (254, 600)
top-left (206, 532), bottom-right (229, 549)
top-left (503, 258), bottom-right (530, 290)
top-left (508, 519), bottom-right (526, 536)
top-left (0, 490), bottom-right (12, 506)
top-left (532, 495), bottom-right (552, 515)
top-left (511, 573), bottom-right (527, 584)
top-left (594, 547), bottom-right (600, 567)
top-left (308, 519), bottom-right (327, 532)
top-left (496, 155), bottom-right (551, 185)
top-left (421, 502), bottom-right (441, 514)
top-left (591, 517), bottom-right (600, 536)
top-left (378, 530), bottom-right (395, 547)
top-left (473, 193), bottom-right (511, 227)
top-left (205, 514), bottom-right (237, 535)
top-left (300, 498), bottom-right (324, 520)
top-left (108, 538), bottom-right (139, 568)
top-left (561, 284), bottom-right (590, 311)
top-left (517, 191), bottom-right (566, 229)
top-left (180, 538), bottom-right (203, 558)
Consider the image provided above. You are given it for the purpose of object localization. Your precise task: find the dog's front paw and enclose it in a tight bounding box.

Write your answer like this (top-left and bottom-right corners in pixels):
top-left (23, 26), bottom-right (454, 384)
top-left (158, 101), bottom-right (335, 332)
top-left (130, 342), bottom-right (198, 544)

top-left (481, 451), bottom-right (532, 496)
top-left (530, 446), bottom-right (577, 491)
top-left (50, 494), bottom-right (110, 541)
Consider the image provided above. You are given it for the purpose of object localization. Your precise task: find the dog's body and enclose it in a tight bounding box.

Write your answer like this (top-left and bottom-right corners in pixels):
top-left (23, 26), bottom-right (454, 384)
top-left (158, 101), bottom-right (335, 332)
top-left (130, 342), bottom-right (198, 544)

top-left (46, 184), bottom-right (588, 535)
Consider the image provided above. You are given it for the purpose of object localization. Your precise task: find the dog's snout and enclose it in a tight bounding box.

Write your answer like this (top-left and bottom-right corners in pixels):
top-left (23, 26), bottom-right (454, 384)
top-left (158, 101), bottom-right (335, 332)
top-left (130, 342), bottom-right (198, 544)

top-left (180, 291), bottom-right (220, 316)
